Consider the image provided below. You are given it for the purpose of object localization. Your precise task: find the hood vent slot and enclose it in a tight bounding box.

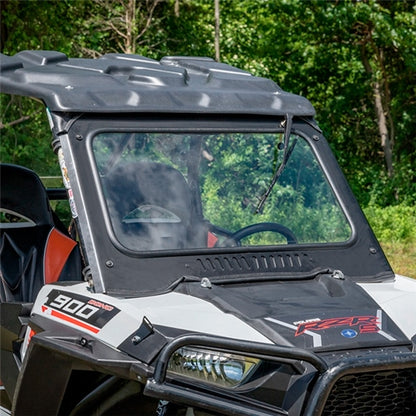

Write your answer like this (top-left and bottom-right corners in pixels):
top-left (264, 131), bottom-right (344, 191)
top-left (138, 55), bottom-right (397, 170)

top-left (196, 253), bottom-right (307, 275)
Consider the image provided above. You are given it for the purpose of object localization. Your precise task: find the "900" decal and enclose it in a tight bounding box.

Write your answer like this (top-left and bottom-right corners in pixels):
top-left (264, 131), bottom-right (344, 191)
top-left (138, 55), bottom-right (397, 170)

top-left (42, 289), bottom-right (120, 333)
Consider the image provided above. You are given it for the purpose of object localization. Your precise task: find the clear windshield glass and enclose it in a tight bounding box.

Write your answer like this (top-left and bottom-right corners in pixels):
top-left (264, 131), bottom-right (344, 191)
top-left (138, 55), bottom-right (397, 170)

top-left (93, 132), bottom-right (351, 251)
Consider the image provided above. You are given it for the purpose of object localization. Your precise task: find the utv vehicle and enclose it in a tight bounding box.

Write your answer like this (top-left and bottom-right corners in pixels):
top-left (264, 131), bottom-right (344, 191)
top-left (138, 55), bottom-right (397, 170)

top-left (0, 50), bottom-right (415, 416)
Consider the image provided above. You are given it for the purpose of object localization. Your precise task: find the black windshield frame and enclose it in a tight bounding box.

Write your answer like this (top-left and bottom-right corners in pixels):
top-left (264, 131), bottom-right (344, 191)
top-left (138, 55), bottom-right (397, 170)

top-left (57, 113), bottom-right (392, 295)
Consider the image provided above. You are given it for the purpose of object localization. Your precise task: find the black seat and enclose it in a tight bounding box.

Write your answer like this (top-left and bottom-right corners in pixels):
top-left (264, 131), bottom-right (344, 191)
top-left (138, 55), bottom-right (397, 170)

top-left (104, 161), bottom-right (207, 250)
top-left (0, 164), bottom-right (81, 302)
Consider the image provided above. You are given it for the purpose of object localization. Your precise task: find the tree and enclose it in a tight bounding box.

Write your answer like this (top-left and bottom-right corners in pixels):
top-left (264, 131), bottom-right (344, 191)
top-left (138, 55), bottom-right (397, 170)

top-left (1, 0), bottom-right (415, 205)
top-left (79, 0), bottom-right (162, 56)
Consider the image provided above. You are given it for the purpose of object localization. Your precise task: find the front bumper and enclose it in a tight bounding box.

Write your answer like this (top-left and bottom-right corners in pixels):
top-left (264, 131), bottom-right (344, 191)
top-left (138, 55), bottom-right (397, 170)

top-left (9, 316), bottom-right (416, 416)
top-left (144, 334), bottom-right (416, 416)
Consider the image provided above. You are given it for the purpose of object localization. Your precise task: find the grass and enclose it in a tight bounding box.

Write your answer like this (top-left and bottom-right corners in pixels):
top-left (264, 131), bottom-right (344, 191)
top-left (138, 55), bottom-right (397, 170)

top-left (380, 241), bottom-right (416, 279)
top-left (364, 204), bottom-right (416, 279)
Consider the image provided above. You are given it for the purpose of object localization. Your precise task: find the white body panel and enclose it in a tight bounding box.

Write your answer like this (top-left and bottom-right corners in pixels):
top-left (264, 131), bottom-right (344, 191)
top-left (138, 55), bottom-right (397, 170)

top-left (359, 274), bottom-right (416, 339)
top-left (30, 274), bottom-right (416, 355)
top-left (32, 283), bottom-right (272, 349)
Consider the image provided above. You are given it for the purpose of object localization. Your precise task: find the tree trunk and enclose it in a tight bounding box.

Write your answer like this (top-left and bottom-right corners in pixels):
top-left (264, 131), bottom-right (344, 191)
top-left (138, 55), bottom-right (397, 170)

top-left (125, 0), bottom-right (137, 54)
top-left (361, 41), bottom-right (394, 178)
top-left (373, 79), bottom-right (394, 177)
top-left (214, 0), bottom-right (220, 62)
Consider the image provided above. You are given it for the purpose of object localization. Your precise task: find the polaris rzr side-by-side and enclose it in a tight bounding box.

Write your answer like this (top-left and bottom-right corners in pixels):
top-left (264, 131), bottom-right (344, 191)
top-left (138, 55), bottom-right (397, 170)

top-left (0, 50), bottom-right (415, 416)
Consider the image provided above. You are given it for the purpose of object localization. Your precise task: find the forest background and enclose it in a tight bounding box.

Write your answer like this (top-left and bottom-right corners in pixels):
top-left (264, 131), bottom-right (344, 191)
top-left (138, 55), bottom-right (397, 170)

top-left (0, 0), bottom-right (415, 277)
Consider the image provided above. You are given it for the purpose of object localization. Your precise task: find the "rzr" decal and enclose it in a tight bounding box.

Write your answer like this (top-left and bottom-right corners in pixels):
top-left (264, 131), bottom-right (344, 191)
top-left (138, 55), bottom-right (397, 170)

top-left (295, 315), bottom-right (379, 336)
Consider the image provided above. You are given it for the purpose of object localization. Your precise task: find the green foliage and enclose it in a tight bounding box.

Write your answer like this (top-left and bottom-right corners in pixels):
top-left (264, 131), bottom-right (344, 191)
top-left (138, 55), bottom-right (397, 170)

top-left (1, 0), bottom-right (84, 56)
top-left (1, 0), bottom-right (415, 208)
top-left (214, 0), bottom-right (416, 208)
top-left (201, 133), bottom-right (351, 244)
top-left (1, 0), bottom-right (414, 273)
top-left (364, 202), bottom-right (416, 277)
top-left (0, 95), bottom-right (59, 176)
top-left (364, 203), bottom-right (416, 243)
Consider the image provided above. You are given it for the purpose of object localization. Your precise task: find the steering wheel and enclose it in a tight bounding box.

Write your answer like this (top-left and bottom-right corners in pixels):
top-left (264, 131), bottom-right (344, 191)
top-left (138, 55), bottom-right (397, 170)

top-left (225, 222), bottom-right (298, 246)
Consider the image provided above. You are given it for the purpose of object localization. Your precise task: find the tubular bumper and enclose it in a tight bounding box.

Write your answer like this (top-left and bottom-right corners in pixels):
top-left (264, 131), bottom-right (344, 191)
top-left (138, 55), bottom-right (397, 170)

top-left (144, 334), bottom-right (416, 416)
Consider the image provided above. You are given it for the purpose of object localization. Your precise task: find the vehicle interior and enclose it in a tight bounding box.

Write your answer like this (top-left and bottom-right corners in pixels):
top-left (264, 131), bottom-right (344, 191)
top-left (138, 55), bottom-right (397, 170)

top-left (0, 163), bottom-right (82, 303)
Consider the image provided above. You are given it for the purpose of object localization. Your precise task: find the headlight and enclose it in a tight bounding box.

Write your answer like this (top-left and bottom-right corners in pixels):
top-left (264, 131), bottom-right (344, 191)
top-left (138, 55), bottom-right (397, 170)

top-left (168, 346), bottom-right (260, 388)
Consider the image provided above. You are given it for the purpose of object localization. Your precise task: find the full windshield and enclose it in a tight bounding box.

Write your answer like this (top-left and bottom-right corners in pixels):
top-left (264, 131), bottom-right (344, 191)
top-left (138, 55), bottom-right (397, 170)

top-left (93, 132), bottom-right (351, 251)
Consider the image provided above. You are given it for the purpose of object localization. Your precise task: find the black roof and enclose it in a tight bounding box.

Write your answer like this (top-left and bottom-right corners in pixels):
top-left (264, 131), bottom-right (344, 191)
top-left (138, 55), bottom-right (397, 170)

top-left (0, 50), bottom-right (315, 116)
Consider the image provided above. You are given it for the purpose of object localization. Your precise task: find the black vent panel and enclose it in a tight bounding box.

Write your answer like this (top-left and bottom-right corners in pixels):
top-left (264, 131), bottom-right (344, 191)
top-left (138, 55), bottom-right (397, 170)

top-left (196, 253), bottom-right (310, 275)
top-left (323, 369), bottom-right (416, 416)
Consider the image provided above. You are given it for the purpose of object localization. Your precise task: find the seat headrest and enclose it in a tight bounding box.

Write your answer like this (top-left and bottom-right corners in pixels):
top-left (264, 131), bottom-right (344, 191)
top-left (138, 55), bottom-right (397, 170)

top-left (0, 164), bottom-right (54, 226)
top-left (105, 161), bottom-right (193, 223)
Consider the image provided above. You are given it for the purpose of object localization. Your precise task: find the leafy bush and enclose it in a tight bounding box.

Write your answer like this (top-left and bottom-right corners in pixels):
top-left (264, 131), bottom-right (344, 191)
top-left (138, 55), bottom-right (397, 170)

top-left (364, 203), bottom-right (416, 242)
